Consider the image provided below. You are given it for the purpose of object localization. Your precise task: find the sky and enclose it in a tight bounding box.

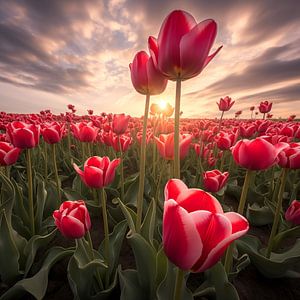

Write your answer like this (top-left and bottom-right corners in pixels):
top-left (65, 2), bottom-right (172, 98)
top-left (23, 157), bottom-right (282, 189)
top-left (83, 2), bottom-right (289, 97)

top-left (0, 0), bottom-right (299, 118)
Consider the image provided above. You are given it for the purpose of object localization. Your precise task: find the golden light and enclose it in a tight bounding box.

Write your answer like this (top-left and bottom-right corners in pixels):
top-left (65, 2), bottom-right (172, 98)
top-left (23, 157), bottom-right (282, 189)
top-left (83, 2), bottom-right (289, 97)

top-left (158, 99), bottom-right (167, 110)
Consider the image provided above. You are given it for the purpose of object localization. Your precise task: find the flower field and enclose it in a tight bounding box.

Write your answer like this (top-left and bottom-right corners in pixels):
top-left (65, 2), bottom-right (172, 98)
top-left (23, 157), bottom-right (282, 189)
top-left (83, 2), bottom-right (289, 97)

top-left (1, 8), bottom-right (300, 300)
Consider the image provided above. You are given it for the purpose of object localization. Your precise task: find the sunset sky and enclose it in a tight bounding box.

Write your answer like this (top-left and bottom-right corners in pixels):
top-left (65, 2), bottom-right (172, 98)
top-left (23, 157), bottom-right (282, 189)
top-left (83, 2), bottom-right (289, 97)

top-left (0, 0), bottom-right (299, 118)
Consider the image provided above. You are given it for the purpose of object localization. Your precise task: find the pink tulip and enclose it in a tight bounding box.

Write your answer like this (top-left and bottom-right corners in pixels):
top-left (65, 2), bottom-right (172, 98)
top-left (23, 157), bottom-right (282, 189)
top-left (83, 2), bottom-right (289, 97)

top-left (259, 101), bottom-right (272, 114)
top-left (278, 143), bottom-right (300, 169)
top-left (163, 179), bottom-right (248, 272)
top-left (74, 156), bottom-right (120, 189)
top-left (0, 142), bottom-right (21, 166)
top-left (71, 122), bottom-right (99, 142)
top-left (41, 122), bottom-right (65, 144)
top-left (112, 114), bottom-right (130, 135)
top-left (149, 10), bottom-right (222, 81)
top-left (285, 200), bottom-right (300, 226)
top-left (203, 170), bottom-right (229, 193)
top-left (217, 96), bottom-right (235, 112)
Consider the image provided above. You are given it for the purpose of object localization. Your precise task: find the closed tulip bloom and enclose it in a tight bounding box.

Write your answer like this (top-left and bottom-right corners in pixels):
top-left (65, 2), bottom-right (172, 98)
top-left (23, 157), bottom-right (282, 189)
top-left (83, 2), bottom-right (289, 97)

top-left (41, 122), bottom-right (65, 144)
top-left (6, 121), bottom-right (40, 149)
top-left (0, 142), bottom-right (21, 166)
top-left (215, 132), bottom-right (237, 150)
top-left (129, 51), bottom-right (167, 95)
top-left (112, 114), bottom-right (130, 135)
top-left (154, 133), bottom-right (192, 160)
top-left (74, 156), bottom-right (120, 189)
top-left (285, 200), bottom-right (300, 226)
top-left (163, 179), bottom-right (248, 272)
top-left (239, 125), bottom-right (256, 138)
top-left (278, 143), bottom-right (300, 169)
top-left (232, 138), bottom-right (288, 170)
top-left (149, 10), bottom-right (222, 81)
top-left (53, 200), bottom-right (91, 239)
top-left (203, 170), bottom-right (229, 193)
top-left (110, 134), bottom-right (132, 153)
top-left (217, 96), bottom-right (235, 112)
top-left (259, 101), bottom-right (272, 114)
top-left (71, 122), bottom-right (99, 142)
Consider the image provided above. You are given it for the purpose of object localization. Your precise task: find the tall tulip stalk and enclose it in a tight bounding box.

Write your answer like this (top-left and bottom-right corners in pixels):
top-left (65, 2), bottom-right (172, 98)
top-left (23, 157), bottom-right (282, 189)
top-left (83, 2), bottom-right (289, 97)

top-left (149, 10), bottom-right (222, 178)
top-left (216, 96), bottom-right (235, 132)
top-left (130, 50), bottom-right (167, 232)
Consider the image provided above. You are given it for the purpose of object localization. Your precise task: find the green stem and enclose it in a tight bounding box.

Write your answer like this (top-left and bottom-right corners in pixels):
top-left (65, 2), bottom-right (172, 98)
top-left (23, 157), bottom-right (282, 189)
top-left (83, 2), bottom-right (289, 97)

top-left (100, 188), bottom-right (110, 288)
top-left (173, 268), bottom-right (184, 300)
top-left (224, 169), bottom-right (254, 273)
top-left (52, 144), bottom-right (61, 201)
top-left (218, 111), bottom-right (224, 132)
top-left (266, 168), bottom-right (288, 258)
top-left (220, 150), bottom-right (226, 172)
top-left (174, 79), bottom-right (182, 179)
top-left (44, 142), bottom-right (48, 181)
top-left (118, 136), bottom-right (125, 201)
top-left (26, 149), bottom-right (35, 236)
top-left (136, 94), bottom-right (150, 233)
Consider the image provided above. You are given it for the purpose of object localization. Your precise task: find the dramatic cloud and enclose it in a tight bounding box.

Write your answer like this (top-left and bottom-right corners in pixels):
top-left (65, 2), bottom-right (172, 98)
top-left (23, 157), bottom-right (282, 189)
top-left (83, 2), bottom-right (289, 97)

top-left (0, 0), bottom-right (299, 117)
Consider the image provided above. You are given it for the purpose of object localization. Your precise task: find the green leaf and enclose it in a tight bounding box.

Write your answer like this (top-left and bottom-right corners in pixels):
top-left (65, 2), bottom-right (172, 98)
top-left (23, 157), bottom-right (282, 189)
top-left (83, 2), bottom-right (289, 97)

top-left (141, 198), bottom-right (156, 244)
top-left (0, 246), bottom-right (73, 300)
top-left (246, 203), bottom-right (274, 226)
top-left (0, 210), bottom-right (22, 284)
top-left (35, 178), bottom-right (48, 233)
top-left (272, 226), bottom-right (300, 250)
top-left (23, 229), bottom-right (57, 276)
top-left (118, 199), bottom-right (136, 233)
top-left (0, 172), bottom-right (15, 223)
top-left (237, 235), bottom-right (300, 278)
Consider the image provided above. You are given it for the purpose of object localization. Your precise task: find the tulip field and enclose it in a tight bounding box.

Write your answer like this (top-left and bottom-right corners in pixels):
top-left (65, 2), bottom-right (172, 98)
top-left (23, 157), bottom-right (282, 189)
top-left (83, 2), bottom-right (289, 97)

top-left (1, 9), bottom-right (300, 300)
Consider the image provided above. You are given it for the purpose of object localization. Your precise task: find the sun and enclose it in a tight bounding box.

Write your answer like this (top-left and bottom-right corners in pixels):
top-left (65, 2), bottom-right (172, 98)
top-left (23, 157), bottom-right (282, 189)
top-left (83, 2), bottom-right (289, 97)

top-left (158, 99), bottom-right (167, 110)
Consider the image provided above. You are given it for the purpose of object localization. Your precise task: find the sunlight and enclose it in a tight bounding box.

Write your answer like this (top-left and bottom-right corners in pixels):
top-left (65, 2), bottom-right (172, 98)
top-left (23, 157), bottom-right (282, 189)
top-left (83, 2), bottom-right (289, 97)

top-left (158, 99), bottom-right (167, 110)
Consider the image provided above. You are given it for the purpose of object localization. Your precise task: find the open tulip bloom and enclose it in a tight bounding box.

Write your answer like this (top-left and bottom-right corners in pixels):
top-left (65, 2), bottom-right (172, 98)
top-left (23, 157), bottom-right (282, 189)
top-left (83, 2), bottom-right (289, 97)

top-left (163, 179), bottom-right (249, 272)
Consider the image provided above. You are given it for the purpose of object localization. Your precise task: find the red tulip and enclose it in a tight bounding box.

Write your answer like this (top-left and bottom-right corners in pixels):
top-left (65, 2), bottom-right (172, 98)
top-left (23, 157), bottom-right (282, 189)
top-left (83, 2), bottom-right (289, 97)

top-left (41, 122), bottom-right (65, 144)
top-left (163, 179), bottom-right (248, 272)
top-left (259, 101), bottom-right (272, 114)
top-left (71, 122), bottom-right (99, 142)
top-left (74, 156), bottom-right (120, 189)
top-left (110, 134), bottom-right (132, 153)
top-left (231, 138), bottom-right (288, 170)
top-left (239, 124), bottom-right (256, 138)
top-left (6, 121), bottom-right (40, 149)
top-left (278, 143), bottom-right (300, 169)
top-left (215, 132), bottom-right (237, 150)
top-left (250, 106), bottom-right (255, 111)
top-left (149, 10), bottom-right (222, 81)
top-left (112, 114), bottom-right (130, 135)
top-left (203, 170), bottom-right (229, 193)
top-left (154, 133), bottom-right (192, 160)
top-left (217, 96), bottom-right (235, 112)
top-left (129, 51), bottom-right (167, 95)
top-left (285, 200), bottom-right (300, 226)
top-left (53, 200), bottom-right (91, 239)
top-left (0, 142), bottom-right (21, 166)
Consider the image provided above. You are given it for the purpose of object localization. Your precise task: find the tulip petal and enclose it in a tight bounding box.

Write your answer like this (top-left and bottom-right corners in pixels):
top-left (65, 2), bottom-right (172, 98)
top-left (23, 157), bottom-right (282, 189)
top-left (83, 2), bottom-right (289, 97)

top-left (104, 158), bottom-right (120, 186)
top-left (4, 147), bottom-right (21, 165)
top-left (60, 215), bottom-right (85, 239)
top-left (84, 166), bottom-right (104, 188)
top-left (163, 199), bottom-right (202, 270)
top-left (164, 179), bottom-right (188, 202)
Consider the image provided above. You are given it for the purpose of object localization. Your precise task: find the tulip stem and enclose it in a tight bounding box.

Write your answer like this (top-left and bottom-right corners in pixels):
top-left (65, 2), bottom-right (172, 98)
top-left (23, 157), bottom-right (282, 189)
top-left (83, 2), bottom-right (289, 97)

top-left (218, 111), bottom-right (224, 132)
top-left (173, 267), bottom-right (184, 300)
top-left (118, 136), bottom-right (125, 201)
top-left (44, 142), bottom-right (48, 181)
top-left (174, 79), bottom-right (182, 179)
top-left (100, 188), bottom-right (110, 288)
top-left (26, 149), bottom-right (35, 236)
top-left (266, 168), bottom-right (288, 258)
top-left (52, 144), bottom-right (61, 201)
top-left (224, 169), bottom-right (254, 273)
top-left (136, 94), bottom-right (150, 233)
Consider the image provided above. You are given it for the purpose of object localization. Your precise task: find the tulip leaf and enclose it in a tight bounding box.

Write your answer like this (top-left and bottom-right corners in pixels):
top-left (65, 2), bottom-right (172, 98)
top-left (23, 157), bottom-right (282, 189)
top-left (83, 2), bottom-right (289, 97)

top-left (118, 199), bottom-right (136, 233)
top-left (237, 235), bottom-right (300, 278)
top-left (0, 209), bottom-right (22, 284)
top-left (246, 203), bottom-right (274, 226)
top-left (35, 177), bottom-right (48, 233)
top-left (124, 175), bottom-right (139, 206)
top-left (23, 229), bottom-right (57, 276)
top-left (0, 246), bottom-right (73, 300)
top-left (141, 198), bottom-right (156, 244)
top-left (0, 172), bottom-right (16, 223)
top-left (272, 226), bottom-right (300, 251)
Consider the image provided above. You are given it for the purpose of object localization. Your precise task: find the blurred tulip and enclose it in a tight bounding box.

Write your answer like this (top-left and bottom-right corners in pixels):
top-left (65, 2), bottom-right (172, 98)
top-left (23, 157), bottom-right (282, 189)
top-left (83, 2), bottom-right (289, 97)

top-left (215, 132), bottom-right (237, 150)
top-left (53, 200), bottom-right (91, 239)
top-left (6, 121), bottom-right (40, 149)
top-left (278, 143), bottom-right (300, 169)
top-left (71, 122), bottom-right (98, 142)
top-left (232, 138), bottom-right (288, 170)
top-left (41, 122), bottom-right (65, 144)
top-left (74, 156), bottom-right (120, 189)
top-left (0, 142), bottom-right (21, 166)
top-left (285, 200), bottom-right (300, 226)
top-left (149, 10), bottom-right (222, 81)
top-left (203, 170), bottom-right (229, 193)
top-left (112, 113), bottom-right (130, 135)
top-left (163, 179), bottom-right (248, 272)
top-left (259, 101), bottom-right (272, 114)
top-left (239, 124), bottom-right (256, 138)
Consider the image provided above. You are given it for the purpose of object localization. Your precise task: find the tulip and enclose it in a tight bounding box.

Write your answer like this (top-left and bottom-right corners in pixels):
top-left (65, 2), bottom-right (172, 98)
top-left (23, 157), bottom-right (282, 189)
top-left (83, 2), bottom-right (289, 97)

top-left (231, 138), bottom-right (288, 170)
top-left (217, 96), bottom-right (235, 112)
top-left (215, 132), bottom-right (237, 150)
top-left (71, 122), bottom-right (98, 143)
top-left (163, 179), bottom-right (248, 272)
top-left (285, 200), bottom-right (300, 226)
top-left (6, 121), bottom-right (40, 149)
top-left (0, 142), bottom-right (21, 166)
top-left (41, 122), bottom-right (65, 144)
top-left (239, 124), bottom-right (256, 138)
top-left (112, 113), bottom-right (130, 135)
top-left (259, 101), bottom-right (272, 119)
top-left (74, 156), bottom-right (120, 189)
top-left (278, 143), bottom-right (300, 169)
top-left (203, 170), bottom-right (229, 193)
top-left (154, 133), bottom-right (192, 160)
top-left (53, 200), bottom-right (91, 239)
